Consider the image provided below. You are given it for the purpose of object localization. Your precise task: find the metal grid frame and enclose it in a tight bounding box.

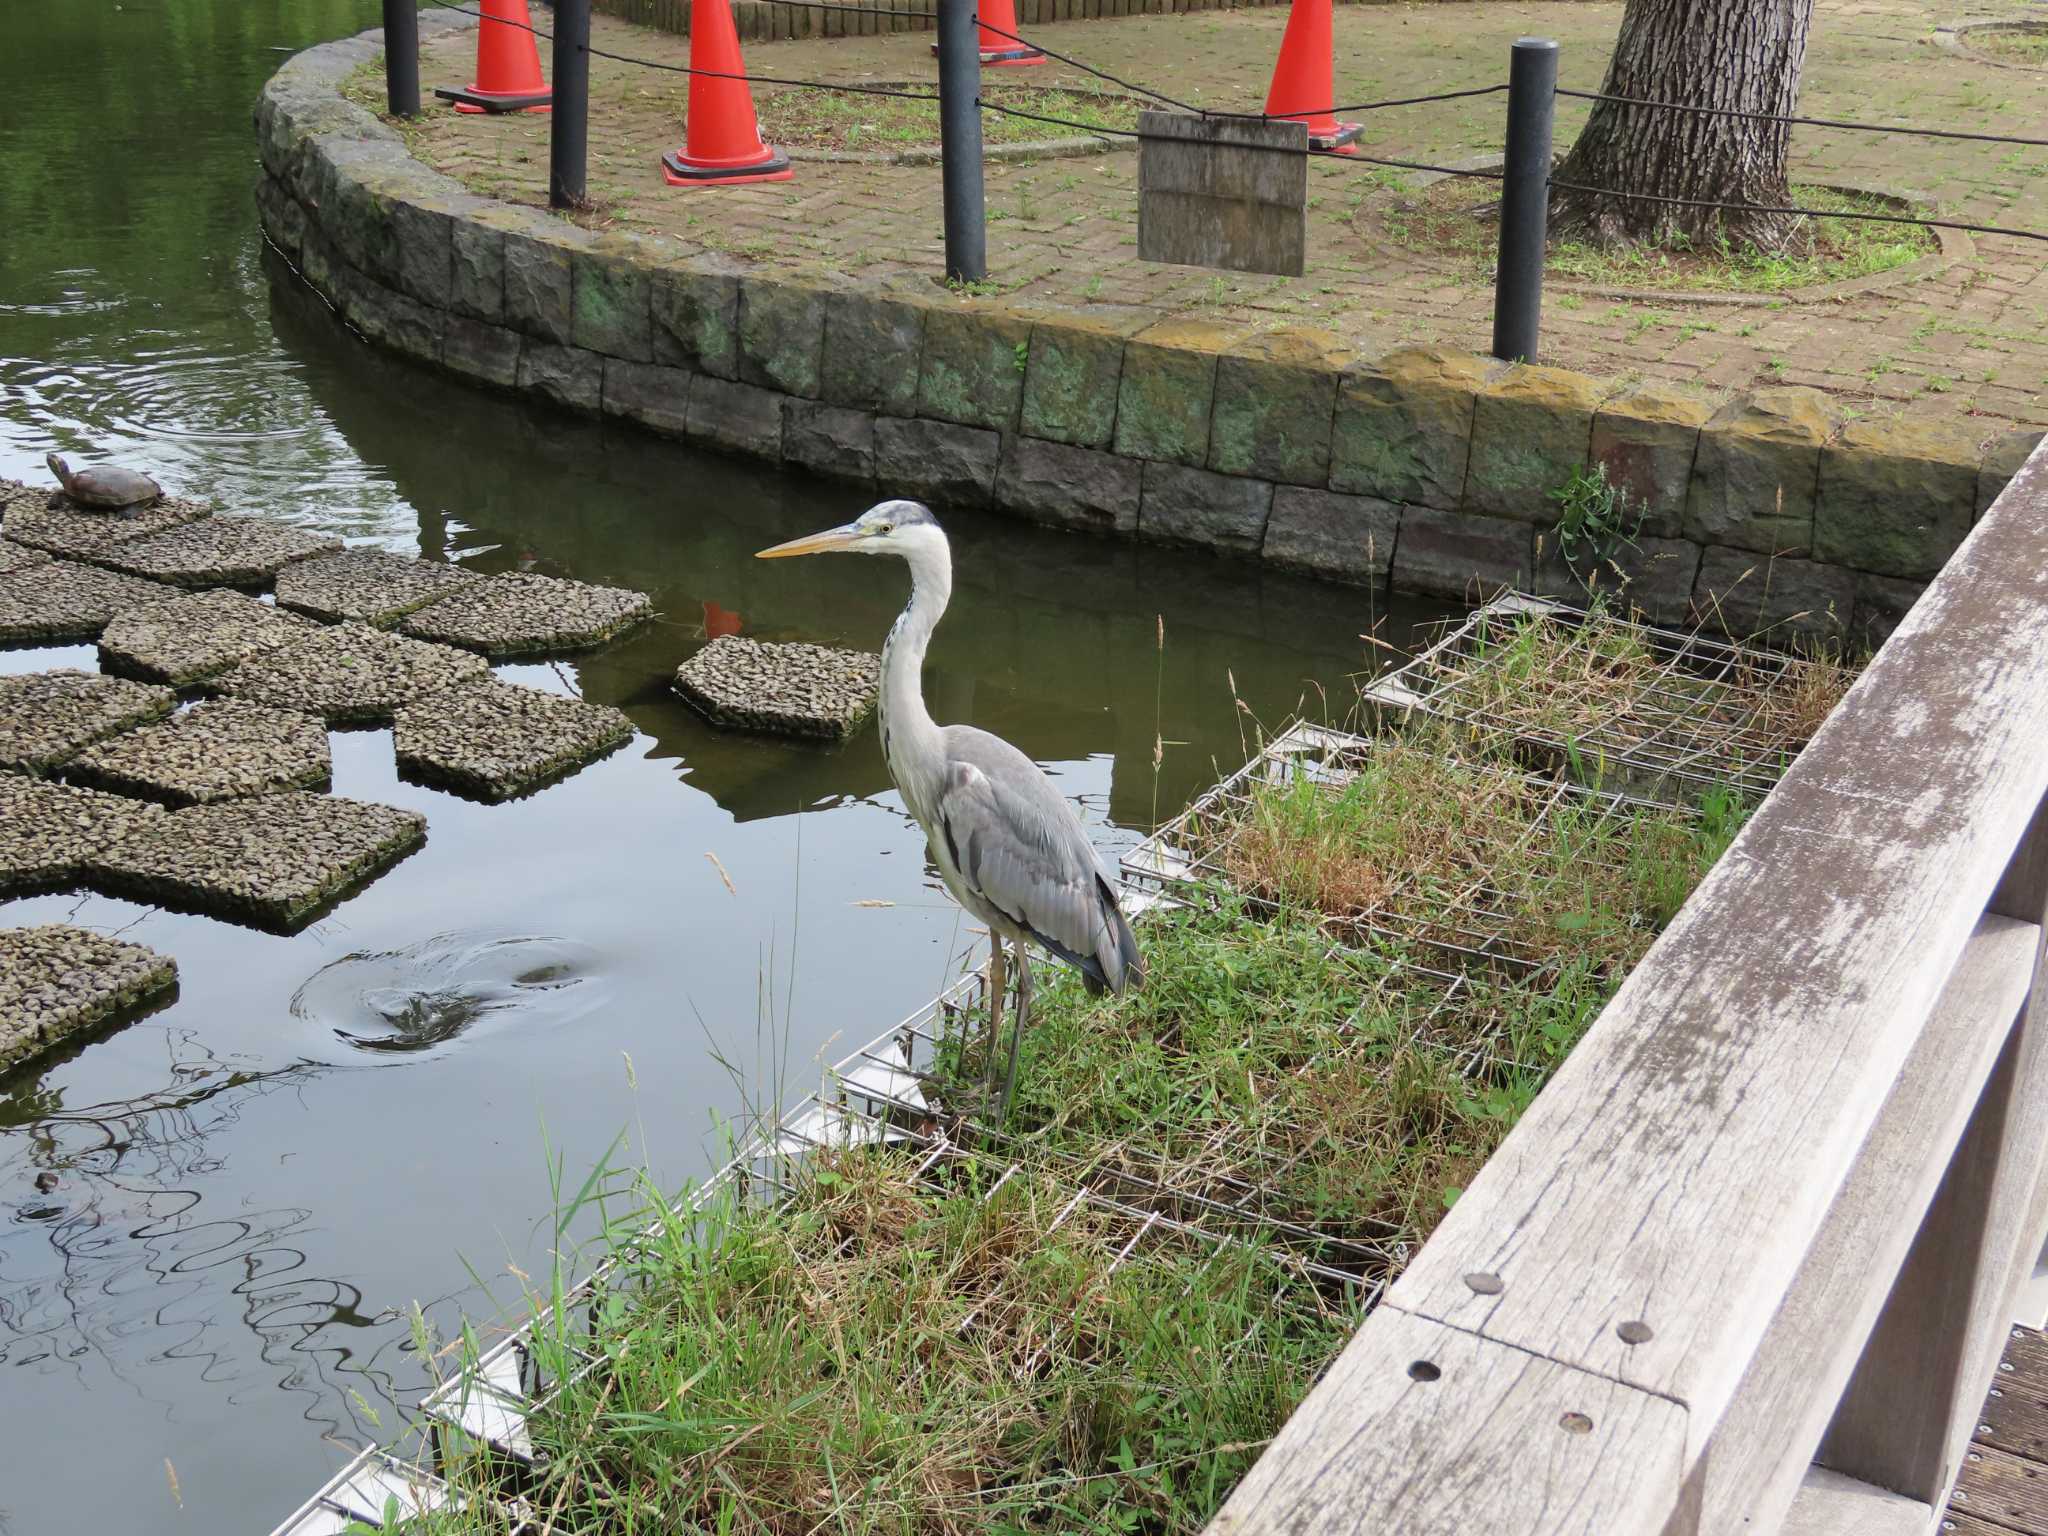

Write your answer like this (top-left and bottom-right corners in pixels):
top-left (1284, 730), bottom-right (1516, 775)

top-left (1364, 594), bottom-right (1830, 800)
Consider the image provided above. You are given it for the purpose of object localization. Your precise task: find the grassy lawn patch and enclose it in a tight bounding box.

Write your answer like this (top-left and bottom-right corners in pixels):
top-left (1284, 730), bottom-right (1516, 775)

top-left (1974, 25), bottom-right (2048, 67)
top-left (752, 84), bottom-right (1141, 151)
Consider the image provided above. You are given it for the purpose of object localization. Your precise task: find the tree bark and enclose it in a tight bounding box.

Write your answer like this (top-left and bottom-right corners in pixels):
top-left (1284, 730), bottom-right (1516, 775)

top-left (1550, 0), bottom-right (1817, 253)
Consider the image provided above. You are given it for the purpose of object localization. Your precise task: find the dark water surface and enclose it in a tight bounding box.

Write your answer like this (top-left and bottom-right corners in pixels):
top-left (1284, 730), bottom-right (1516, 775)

top-left (0, 4), bottom-right (1447, 1530)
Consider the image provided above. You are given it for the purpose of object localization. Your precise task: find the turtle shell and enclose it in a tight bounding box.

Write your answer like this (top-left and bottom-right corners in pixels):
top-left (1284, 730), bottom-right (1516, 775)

top-left (59, 466), bottom-right (162, 509)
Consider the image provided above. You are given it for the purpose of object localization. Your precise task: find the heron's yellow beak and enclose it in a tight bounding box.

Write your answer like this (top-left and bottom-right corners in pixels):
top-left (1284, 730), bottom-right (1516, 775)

top-left (755, 523), bottom-right (861, 559)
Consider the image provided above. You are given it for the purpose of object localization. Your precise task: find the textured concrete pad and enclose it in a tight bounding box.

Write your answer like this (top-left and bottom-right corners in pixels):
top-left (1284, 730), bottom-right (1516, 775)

top-left (395, 678), bottom-right (633, 800)
top-left (98, 588), bottom-right (317, 687)
top-left (0, 926), bottom-right (178, 1076)
top-left (212, 621), bottom-right (490, 725)
top-left (0, 558), bottom-right (179, 643)
top-left (0, 775), bottom-right (166, 894)
top-left (0, 479), bottom-right (38, 519)
top-left (2, 495), bottom-right (210, 559)
top-left (397, 571), bottom-right (654, 658)
top-left (87, 792), bottom-right (427, 931)
top-left (0, 538), bottom-right (50, 576)
top-left (70, 700), bottom-right (332, 806)
top-left (90, 516), bottom-right (343, 589)
top-left (673, 636), bottom-right (880, 741)
top-left (275, 548), bottom-right (483, 627)
top-left (0, 670), bottom-right (177, 774)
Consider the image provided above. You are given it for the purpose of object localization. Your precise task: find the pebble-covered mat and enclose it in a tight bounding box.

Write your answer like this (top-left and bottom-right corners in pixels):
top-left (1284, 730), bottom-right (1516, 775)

top-left (394, 678), bottom-right (634, 801)
top-left (0, 774), bottom-right (165, 895)
top-left (397, 572), bottom-right (655, 657)
top-left (275, 548), bottom-right (482, 627)
top-left (0, 558), bottom-right (179, 643)
top-left (0, 538), bottom-right (50, 576)
top-left (0, 479), bottom-right (36, 516)
top-left (3, 495), bottom-right (210, 559)
top-left (69, 699), bottom-right (332, 807)
top-left (0, 925), bottom-right (178, 1077)
top-left (0, 669), bottom-right (178, 774)
top-left (88, 792), bottom-right (427, 931)
top-left (90, 516), bottom-right (342, 589)
top-left (98, 587), bottom-right (317, 687)
top-left (212, 621), bottom-right (489, 725)
top-left (673, 636), bottom-right (882, 741)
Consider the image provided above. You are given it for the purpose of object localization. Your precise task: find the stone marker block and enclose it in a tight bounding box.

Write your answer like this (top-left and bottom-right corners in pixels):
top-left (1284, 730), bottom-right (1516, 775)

top-left (1113, 318), bottom-right (1234, 469)
top-left (1589, 382), bottom-right (1714, 540)
top-left (99, 588), bottom-right (316, 687)
top-left (917, 306), bottom-right (1033, 431)
top-left (70, 699), bottom-right (332, 806)
top-left (214, 622), bottom-right (490, 725)
top-left (1390, 505), bottom-right (1531, 600)
top-left (1464, 363), bottom-right (1605, 521)
top-left (395, 678), bottom-right (634, 801)
top-left (89, 516), bottom-right (342, 589)
top-left (1850, 571), bottom-right (1927, 651)
top-left (0, 926), bottom-right (178, 1076)
top-left (673, 636), bottom-right (879, 741)
top-left (515, 341), bottom-right (603, 414)
top-left (819, 287), bottom-right (926, 415)
top-left (1207, 327), bottom-right (1346, 487)
top-left (738, 275), bottom-right (832, 399)
top-left (571, 243), bottom-right (654, 363)
top-left (0, 669), bottom-right (176, 774)
top-left (653, 256), bottom-right (743, 380)
top-left (1136, 111), bottom-right (1307, 277)
top-left (995, 437), bottom-right (1142, 536)
top-left (1814, 418), bottom-right (1980, 580)
top-left (687, 375), bottom-right (786, 460)
top-left (1532, 533), bottom-right (1702, 628)
top-left (0, 560), bottom-right (178, 643)
top-left (0, 777), bottom-right (164, 895)
top-left (603, 359), bottom-right (694, 437)
top-left (1261, 486), bottom-right (1399, 586)
top-left (276, 548), bottom-right (482, 627)
top-left (1330, 348), bottom-right (1494, 510)
top-left (783, 401), bottom-right (878, 484)
top-left (1690, 545), bottom-right (1853, 640)
top-left (1684, 387), bottom-right (1832, 555)
top-left (874, 417), bottom-right (1000, 508)
top-left (1978, 428), bottom-right (2045, 518)
top-left (1138, 462), bottom-right (1273, 554)
top-left (397, 571), bottom-right (654, 658)
top-left (1019, 312), bottom-right (1146, 450)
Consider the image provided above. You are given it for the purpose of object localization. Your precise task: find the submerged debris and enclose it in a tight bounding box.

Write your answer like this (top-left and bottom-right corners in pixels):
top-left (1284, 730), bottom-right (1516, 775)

top-left (275, 548), bottom-right (483, 627)
top-left (98, 587), bottom-right (317, 687)
top-left (89, 515), bottom-right (342, 589)
top-left (673, 635), bottom-right (881, 741)
top-left (212, 621), bottom-right (490, 725)
top-left (0, 669), bottom-right (176, 774)
top-left (397, 571), bottom-right (654, 658)
top-left (70, 699), bottom-right (332, 806)
top-left (394, 678), bottom-right (633, 801)
top-left (0, 774), bottom-right (165, 895)
top-left (0, 558), bottom-right (178, 643)
top-left (0, 925), bottom-right (178, 1076)
top-left (2, 494), bottom-right (209, 558)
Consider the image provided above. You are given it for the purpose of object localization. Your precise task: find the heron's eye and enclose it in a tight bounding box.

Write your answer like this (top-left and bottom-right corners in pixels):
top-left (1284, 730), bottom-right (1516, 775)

top-left (874, 522), bottom-right (893, 535)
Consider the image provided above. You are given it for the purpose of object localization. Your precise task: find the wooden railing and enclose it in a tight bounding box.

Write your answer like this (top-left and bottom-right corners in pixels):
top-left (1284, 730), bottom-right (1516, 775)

top-left (1210, 437), bottom-right (2048, 1536)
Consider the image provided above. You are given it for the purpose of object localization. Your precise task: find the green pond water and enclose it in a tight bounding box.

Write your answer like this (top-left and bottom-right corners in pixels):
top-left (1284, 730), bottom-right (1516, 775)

top-left (0, 3), bottom-right (1449, 1530)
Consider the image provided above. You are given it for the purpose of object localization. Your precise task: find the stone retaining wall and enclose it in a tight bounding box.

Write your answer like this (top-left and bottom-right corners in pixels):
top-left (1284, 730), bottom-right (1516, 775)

top-left (255, 19), bottom-right (2043, 645)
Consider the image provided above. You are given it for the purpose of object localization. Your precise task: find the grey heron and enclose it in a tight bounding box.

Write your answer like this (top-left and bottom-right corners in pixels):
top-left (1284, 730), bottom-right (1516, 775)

top-left (757, 501), bottom-right (1144, 1118)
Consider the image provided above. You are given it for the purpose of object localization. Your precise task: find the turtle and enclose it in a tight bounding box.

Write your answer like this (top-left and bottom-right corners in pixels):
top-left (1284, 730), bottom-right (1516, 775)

top-left (44, 452), bottom-right (161, 511)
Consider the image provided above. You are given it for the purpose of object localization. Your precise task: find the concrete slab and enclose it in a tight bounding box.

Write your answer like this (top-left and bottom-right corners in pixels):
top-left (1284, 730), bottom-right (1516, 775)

top-left (90, 516), bottom-right (342, 589)
top-left (0, 559), bottom-right (179, 643)
top-left (275, 548), bottom-right (483, 627)
top-left (0, 775), bottom-right (166, 894)
top-left (397, 571), bottom-right (654, 658)
top-left (212, 621), bottom-right (490, 725)
top-left (0, 925), bottom-right (178, 1076)
top-left (672, 636), bottom-right (880, 741)
top-left (69, 699), bottom-right (332, 806)
top-left (0, 669), bottom-right (177, 774)
top-left (394, 678), bottom-right (633, 800)
top-left (98, 588), bottom-right (317, 687)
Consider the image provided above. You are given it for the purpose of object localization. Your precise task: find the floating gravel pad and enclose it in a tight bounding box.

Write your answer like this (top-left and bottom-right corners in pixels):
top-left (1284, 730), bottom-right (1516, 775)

top-left (97, 587), bottom-right (316, 687)
top-left (0, 558), bottom-right (180, 643)
top-left (0, 926), bottom-right (178, 1076)
top-left (673, 636), bottom-right (881, 741)
top-left (0, 539), bottom-right (50, 576)
top-left (90, 516), bottom-right (342, 589)
top-left (274, 548), bottom-right (483, 627)
top-left (3, 495), bottom-right (210, 558)
top-left (0, 774), bottom-right (165, 894)
top-left (87, 792), bottom-right (427, 931)
top-left (69, 699), bottom-right (332, 806)
top-left (0, 669), bottom-right (177, 774)
top-left (0, 480), bottom-right (36, 516)
top-left (212, 621), bottom-right (490, 725)
top-left (394, 678), bottom-right (634, 801)
top-left (397, 572), bottom-right (655, 658)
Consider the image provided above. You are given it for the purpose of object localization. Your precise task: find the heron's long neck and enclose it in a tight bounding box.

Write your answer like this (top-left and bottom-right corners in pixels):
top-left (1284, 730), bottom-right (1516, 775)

top-left (879, 539), bottom-right (951, 814)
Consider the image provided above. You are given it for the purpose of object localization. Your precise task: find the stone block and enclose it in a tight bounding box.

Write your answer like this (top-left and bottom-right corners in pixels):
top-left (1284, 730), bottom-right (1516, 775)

top-left (319, 141), bottom-right (402, 279)
top-left (1207, 327), bottom-right (1346, 486)
top-left (1813, 417), bottom-right (1979, 580)
top-left (1262, 486), bottom-right (1398, 586)
top-left (1113, 318), bottom-right (1233, 468)
top-left (738, 275), bottom-right (832, 398)
top-left (1390, 505), bottom-right (1531, 601)
top-left (442, 316), bottom-right (523, 389)
top-left (652, 257), bottom-right (742, 380)
top-left (1978, 428), bottom-right (2045, 518)
top-left (1019, 312), bottom-right (1148, 450)
top-left (1330, 347), bottom-right (1494, 510)
top-left (516, 341), bottom-right (603, 414)
top-left (995, 437), bottom-right (1142, 536)
top-left (1684, 387), bottom-right (1832, 555)
top-left (571, 243), bottom-right (653, 363)
top-left (873, 417), bottom-right (1000, 509)
top-left (917, 306), bottom-right (1032, 431)
top-left (1532, 534), bottom-right (1702, 628)
top-left (687, 375), bottom-right (786, 460)
top-left (449, 209), bottom-right (504, 322)
top-left (783, 401), bottom-right (877, 484)
top-left (1138, 463), bottom-right (1273, 554)
top-left (347, 275), bottom-right (444, 366)
top-left (1690, 545), bottom-right (1853, 641)
top-left (255, 177), bottom-right (304, 258)
top-left (1589, 382), bottom-right (1714, 540)
top-left (602, 359), bottom-right (693, 437)
top-left (499, 215), bottom-right (579, 345)
top-left (1850, 571), bottom-right (1927, 652)
top-left (385, 192), bottom-right (454, 310)
top-left (1464, 363), bottom-right (1606, 522)
top-left (819, 286), bottom-right (926, 414)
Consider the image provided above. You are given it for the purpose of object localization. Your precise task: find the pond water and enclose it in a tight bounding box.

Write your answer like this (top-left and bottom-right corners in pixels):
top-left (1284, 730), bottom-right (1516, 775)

top-left (0, 3), bottom-right (1450, 1531)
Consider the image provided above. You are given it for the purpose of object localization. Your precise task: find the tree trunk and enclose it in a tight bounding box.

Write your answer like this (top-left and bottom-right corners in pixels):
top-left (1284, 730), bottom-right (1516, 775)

top-left (1551, 0), bottom-right (1817, 253)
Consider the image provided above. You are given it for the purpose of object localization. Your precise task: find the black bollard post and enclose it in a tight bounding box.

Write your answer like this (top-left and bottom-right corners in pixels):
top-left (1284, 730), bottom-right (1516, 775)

top-left (936, 0), bottom-right (988, 285)
top-left (551, 0), bottom-right (591, 209)
top-left (1492, 36), bottom-right (1557, 364)
top-left (383, 0), bottom-right (421, 118)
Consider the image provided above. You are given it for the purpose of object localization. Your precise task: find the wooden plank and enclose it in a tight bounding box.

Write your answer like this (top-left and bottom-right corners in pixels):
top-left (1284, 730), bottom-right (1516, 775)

top-left (1939, 1512), bottom-right (2032, 1536)
top-left (1954, 1442), bottom-right (2048, 1532)
top-left (1978, 1328), bottom-right (2048, 1463)
top-left (1206, 1307), bottom-right (1687, 1536)
top-left (1136, 111), bottom-right (1306, 277)
top-left (1781, 1466), bottom-right (1929, 1536)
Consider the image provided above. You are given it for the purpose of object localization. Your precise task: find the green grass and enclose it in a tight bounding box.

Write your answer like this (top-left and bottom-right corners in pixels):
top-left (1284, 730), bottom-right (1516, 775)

top-left (1975, 26), bottom-right (2048, 66)
top-left (753, 84), bottom-right (1140, 151)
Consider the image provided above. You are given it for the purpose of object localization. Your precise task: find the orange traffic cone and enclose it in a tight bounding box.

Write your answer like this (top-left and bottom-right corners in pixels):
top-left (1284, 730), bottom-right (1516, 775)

top-left (661, 0), bottom-right (792, 186)
top-left (434, 0), bottom-right (552, 113)
top-left (1263, 0), bottom-right (1360, 153)
top-left (971, 0), bottom-right (1045, 67)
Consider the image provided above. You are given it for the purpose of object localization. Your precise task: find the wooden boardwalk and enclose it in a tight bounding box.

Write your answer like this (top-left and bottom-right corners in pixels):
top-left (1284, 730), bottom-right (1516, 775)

top-left (1951, 1325), bottom-right (2048, 1536)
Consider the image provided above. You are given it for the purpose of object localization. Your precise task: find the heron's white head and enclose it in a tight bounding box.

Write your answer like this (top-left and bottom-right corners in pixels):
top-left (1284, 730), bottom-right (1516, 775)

top-left (755, 500), bottom-right (946, 563)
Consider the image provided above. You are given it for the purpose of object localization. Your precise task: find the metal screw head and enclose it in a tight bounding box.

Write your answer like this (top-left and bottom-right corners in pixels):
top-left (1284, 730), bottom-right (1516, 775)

top-left (1408, 1360), bottom-right (1442, 1383)
top-left (1464, 1271), bottom-right (1504, 1295)
top-left (1560, 1411), bottom-right (1594, 1434)
top-left (1616, 1320), bottom-right (1653, 1345)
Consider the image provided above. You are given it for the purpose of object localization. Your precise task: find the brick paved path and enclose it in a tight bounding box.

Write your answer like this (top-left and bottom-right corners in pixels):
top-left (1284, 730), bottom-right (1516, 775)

top-left (404, 0), bottom-right (2047, 427)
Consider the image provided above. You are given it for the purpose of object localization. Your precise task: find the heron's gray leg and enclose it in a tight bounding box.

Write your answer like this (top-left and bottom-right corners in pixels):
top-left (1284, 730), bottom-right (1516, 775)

top-left (997, 952), bottom-right (1032, 1125)
top-left (982, 937), bottom-right (1007, 1099)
